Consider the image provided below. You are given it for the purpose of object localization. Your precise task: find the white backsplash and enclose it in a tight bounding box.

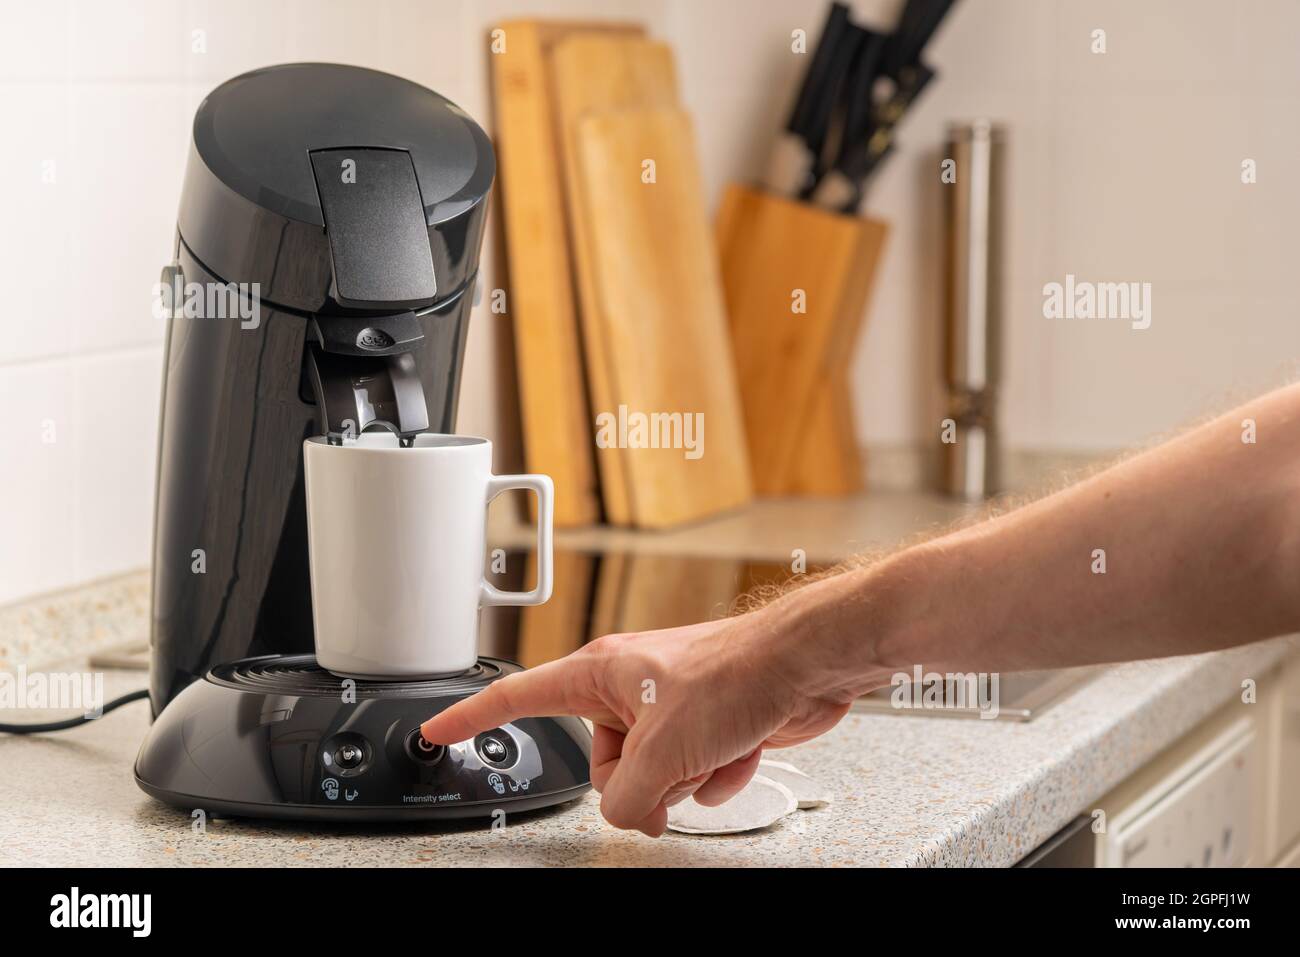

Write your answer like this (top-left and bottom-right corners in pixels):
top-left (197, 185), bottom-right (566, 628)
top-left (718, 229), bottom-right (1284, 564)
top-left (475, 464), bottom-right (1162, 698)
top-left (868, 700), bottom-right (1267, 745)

top-left (3, 0), bottom-right (1297, 603)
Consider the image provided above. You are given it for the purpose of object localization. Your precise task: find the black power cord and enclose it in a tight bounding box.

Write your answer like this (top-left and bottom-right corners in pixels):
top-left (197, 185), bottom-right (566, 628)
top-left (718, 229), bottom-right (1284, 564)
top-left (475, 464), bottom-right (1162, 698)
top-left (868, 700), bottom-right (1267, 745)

top-left (0, 688), bottom-right (149, 734)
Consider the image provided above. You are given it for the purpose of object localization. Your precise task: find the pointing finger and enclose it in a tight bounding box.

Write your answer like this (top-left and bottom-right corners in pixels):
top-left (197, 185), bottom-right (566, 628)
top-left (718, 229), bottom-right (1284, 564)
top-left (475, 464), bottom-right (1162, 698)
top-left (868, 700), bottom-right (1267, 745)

top-left (420, 658), bottom-right (593, 745)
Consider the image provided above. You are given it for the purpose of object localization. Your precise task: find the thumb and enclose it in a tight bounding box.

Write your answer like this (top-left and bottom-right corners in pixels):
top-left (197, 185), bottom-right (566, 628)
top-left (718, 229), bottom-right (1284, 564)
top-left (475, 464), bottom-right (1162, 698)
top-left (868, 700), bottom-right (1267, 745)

top-left (598, 725), bottom-right (678, 833)
top-left (420, 658), bottom-right (589, 744)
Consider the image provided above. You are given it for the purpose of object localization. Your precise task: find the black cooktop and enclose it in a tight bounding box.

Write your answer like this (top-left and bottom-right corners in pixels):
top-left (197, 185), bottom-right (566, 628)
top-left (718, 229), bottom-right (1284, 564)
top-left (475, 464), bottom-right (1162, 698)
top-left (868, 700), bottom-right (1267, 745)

top-left (479, 548), bottom-right (819, 669)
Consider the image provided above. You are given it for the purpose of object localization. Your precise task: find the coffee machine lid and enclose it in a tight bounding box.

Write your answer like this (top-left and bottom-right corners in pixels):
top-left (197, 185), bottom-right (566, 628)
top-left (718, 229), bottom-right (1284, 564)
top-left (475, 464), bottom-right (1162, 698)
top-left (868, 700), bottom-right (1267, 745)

top-left (193, 63), bottom-right (492, 228)
top-left (178, 63), bottom-right (495, 313)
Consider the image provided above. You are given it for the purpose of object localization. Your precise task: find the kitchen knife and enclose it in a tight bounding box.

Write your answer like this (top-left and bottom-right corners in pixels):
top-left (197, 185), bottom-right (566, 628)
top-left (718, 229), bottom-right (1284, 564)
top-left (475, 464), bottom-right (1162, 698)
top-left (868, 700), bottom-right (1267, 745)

top-left (812, 61), bottom-right (933, 210)
top-left (763, 1), bottom-right (851, 196)
top-left (799, 21), bottom-right (867, 198)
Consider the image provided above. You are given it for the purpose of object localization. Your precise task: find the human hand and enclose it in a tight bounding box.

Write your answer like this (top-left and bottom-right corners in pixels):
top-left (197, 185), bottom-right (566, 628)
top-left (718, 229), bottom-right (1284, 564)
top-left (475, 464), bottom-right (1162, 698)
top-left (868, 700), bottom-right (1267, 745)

top-left (420, 611), bottom-right (852, 837)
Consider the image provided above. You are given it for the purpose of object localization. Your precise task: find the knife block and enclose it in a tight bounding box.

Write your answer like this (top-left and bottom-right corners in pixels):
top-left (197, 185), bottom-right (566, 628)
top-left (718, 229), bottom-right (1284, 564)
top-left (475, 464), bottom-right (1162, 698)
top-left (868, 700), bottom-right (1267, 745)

top-left (716, 184), bottom-right (888, 497)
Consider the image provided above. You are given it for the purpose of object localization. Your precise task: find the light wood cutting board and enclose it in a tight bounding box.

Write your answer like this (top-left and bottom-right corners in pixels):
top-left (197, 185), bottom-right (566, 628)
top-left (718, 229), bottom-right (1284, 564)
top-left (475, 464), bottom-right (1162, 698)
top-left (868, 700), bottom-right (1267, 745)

top-left (573, 108), bottom-right (753, 528)
top-left (549, 35), bottom-right (681, 526)
top-left (489, 20), bottom-right (643, 527)
top-left (716, 184), bottom-right (887, 496)
top-left (784, 212), bottom-right (887, 496)
top-left (786, 377), bottom-right (864, 496)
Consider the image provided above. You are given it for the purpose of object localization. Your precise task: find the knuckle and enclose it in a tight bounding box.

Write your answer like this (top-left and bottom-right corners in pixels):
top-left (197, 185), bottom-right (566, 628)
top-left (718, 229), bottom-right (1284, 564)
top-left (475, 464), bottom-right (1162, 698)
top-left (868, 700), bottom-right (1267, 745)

top-left (583, 633), bottom-right (655, 688)
top-left (575, 636), bottom-right (626, 693)
top-left (583, 632), bottom-right (630, 659)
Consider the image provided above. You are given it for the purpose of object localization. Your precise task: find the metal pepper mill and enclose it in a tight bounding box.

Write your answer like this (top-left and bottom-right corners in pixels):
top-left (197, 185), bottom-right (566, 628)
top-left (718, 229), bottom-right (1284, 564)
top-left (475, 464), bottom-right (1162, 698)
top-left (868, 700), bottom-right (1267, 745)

top-left (940, 119), bottom-right (1004, 500)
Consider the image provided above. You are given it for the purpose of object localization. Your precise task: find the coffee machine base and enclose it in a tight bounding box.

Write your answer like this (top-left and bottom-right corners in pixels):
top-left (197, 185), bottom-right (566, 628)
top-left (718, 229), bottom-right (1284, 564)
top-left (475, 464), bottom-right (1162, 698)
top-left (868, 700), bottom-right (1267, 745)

top-left (135, 655), bottom-right (592, 822)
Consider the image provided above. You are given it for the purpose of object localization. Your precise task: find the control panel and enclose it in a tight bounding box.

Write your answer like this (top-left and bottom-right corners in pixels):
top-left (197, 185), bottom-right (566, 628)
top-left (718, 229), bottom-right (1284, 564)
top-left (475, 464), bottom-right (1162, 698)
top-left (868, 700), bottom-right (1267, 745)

top-left (312, 713), bottom-right (546, 809)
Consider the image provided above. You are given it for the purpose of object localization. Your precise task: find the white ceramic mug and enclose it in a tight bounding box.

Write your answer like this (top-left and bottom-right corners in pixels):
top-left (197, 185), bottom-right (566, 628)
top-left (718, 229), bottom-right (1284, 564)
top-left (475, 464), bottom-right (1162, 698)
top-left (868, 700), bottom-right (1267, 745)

top-left (302, 433), bottom-right (554, 679)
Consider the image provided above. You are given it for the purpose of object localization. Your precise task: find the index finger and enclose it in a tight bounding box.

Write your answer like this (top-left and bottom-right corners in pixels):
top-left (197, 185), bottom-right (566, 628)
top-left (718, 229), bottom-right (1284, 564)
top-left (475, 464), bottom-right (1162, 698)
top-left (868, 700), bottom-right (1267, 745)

top-left (419, 658), bottom-right (588, 745)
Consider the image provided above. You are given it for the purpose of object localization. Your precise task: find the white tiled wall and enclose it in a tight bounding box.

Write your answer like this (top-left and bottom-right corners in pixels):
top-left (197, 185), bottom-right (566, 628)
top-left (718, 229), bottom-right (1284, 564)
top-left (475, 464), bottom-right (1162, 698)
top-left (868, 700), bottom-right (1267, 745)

top-left (0, 0), bottom-right (668, 604)
top-left (672, 0), bottom-right (1300, 452)
top-left (3, 0), bottom-right (1298, 603)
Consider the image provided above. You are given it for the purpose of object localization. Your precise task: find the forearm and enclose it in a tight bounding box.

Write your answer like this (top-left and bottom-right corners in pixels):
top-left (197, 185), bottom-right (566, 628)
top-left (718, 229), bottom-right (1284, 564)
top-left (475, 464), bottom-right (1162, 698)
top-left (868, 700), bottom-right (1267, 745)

top-left (766, 384), bottom-right (1300, 701)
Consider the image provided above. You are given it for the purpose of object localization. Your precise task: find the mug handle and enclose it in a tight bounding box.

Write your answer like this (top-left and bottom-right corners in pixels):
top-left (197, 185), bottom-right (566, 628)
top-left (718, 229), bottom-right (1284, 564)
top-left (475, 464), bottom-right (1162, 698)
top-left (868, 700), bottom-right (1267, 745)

top-left (481, 474), bottom-right (554, 607)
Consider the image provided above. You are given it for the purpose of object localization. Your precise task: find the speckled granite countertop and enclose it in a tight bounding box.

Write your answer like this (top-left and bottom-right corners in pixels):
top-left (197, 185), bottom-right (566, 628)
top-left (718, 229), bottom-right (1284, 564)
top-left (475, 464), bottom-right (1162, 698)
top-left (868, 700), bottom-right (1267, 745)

top-left (3, 624), bottom-right (1292, 866)
top-left (2, 493), bottom-right (1295, 866)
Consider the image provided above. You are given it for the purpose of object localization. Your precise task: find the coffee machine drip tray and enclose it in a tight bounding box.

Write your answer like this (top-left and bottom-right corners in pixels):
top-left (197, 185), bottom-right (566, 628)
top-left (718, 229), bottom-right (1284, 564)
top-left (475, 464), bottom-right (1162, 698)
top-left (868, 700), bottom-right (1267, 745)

top-left (135, 655), bottom-right (591, 822)
top-left (209, 655), bottom-right (506, 698)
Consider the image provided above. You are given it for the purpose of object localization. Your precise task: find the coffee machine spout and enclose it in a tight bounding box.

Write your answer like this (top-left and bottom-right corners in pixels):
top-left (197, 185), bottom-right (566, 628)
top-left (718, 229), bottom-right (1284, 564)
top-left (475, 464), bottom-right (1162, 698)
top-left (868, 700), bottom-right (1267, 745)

top-left (304, 343), bottom-right (430, 441)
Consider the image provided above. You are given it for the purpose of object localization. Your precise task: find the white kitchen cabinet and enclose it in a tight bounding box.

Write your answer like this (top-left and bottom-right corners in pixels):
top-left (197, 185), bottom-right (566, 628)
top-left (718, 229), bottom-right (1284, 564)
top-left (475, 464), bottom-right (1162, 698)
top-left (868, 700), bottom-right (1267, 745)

top-left (1262, 652), bottom-right (1300, 864)
top-left (1088, 649), bottom-right (1300, 868)
top-left (1095, 709), bottom-right (1258, 867)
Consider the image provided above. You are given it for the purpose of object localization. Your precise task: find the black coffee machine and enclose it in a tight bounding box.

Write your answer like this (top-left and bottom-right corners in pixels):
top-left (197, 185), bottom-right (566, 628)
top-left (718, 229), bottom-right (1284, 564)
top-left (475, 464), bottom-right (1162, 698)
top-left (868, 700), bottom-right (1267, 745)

top-left (134, 64), bottom-right (590, 821)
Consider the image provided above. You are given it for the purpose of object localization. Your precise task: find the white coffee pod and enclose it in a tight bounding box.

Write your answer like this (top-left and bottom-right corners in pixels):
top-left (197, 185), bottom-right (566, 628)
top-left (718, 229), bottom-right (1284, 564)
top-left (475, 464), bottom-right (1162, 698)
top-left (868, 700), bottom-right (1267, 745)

top-left (758, 759), bottom-right (830, 809)
top-left (666, 774), bottom-right (798, 835)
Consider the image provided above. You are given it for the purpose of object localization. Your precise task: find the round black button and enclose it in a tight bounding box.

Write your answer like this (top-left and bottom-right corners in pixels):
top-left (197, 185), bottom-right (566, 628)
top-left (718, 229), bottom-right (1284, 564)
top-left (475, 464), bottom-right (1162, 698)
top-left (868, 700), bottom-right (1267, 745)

top-left (336, 744), bottom-right (364, 770)
top-left (404, 729), bottom-right (446, 765)
top-left (322, 733), bottom-right (370, 777)
top-left (480, 736), bottom-right (508, 764)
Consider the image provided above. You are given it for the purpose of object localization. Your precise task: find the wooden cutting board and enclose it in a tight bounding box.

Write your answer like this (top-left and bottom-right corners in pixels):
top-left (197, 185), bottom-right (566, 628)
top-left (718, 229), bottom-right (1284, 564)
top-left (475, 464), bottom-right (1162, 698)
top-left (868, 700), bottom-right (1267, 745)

top-left (489, 20), bottom-right (643, 527)
top-left (716, 184), bottom-right (887, 496)
top-left (785, 377), bottom-right (864, 496)
top-left (784, 213), bottom-right (887, 496)
top-left (573, 108), bottom-right (753, 527)
top-left (549, 36), bottom-right (681, 526)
